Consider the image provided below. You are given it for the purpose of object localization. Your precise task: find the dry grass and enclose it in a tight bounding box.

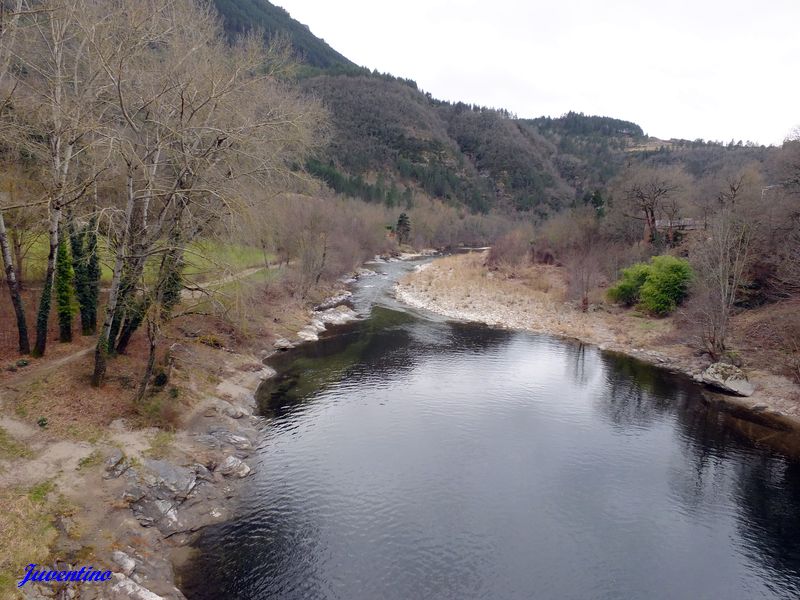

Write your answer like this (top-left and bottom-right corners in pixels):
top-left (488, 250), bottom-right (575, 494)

top-left (0, 483), bottom-right (60, 599)
top-left (0, 427), bottom-right (31, 460)
top-left (734, 299), bottom-right (800, 382)
top-left (144, 430), bottom-right (175, 459)
top-left (397, 251), bottom-right (696, 361)
top-left (5, 354), bottom-right (140, 441)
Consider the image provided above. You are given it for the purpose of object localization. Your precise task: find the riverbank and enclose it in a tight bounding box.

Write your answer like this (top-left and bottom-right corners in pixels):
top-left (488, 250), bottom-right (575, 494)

top-left (395, 252), bottom-right (800, 428)
top-left (0, 272), bottom-right (362, 599)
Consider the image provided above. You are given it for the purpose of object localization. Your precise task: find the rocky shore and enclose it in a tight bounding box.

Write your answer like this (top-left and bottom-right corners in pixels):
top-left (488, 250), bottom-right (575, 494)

top-left (10, 289), bottom-right (361, 600)
top-left (395, 253), bottom-right (800, 430)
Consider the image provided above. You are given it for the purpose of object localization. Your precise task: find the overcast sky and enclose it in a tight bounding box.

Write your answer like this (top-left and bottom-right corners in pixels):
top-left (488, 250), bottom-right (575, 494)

top-left (278, 0), bottom-right (799, 145)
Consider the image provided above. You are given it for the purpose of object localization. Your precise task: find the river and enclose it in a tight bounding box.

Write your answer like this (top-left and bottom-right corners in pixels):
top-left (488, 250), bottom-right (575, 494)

top-left (180, 258), bottom-right (800, 600)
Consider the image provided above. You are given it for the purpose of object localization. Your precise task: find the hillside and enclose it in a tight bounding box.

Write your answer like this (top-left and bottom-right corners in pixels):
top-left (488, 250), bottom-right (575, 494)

top-left (212, 0), bottom-right (356, 69)
top-left (213, 0), bottom-right (772, 216)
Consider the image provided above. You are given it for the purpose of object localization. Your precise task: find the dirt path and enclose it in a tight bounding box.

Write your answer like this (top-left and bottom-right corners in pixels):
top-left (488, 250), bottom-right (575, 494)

top-left (181, 266), bottom-right (266, 299)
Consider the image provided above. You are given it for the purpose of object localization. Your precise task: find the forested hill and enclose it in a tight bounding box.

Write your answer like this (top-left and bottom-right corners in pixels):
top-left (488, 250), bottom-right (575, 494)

top-left (213, 0), bottom-right (766, 216)
top-left (212, 0), bottom-right (356, 69)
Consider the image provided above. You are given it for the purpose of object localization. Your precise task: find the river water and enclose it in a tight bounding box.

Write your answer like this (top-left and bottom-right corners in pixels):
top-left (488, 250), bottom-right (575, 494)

top-left (180, 259), bottom-right (800, 600)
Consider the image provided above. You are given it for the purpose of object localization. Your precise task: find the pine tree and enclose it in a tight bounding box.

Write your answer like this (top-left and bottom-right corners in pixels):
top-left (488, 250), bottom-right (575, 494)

top-left (396, 212), bottom-right (411, 246)
top-left (55, 236), bottom-right (75, 343)
top-left (68, 219), bottom-right (90, 335)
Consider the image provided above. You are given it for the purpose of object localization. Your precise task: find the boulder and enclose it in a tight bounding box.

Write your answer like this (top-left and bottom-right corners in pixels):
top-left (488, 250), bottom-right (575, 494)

top-left (273, 337), bottom-right (295, 350)
top-left (142, 460), bottom-right (197, 500)
top-left (217, 455), bottom-right (251, 478)
top-left (104, 449), bottom-right (131, 479)
top-left (315, 306), bottom-right (358, 327)
top-left (112, 550), bottom-right (137, 577)
top-left (702, 363), bottom-right (755, 397)
top-left (218, 402), bottom-right (249, 419)
top-left (123, 461), bottom-right (198, 535)
top-left (207, 427), bottom-right (253, 452)
top-left (314, 291), bottom-right (353, 311)
top-left (108, 574), bottom-right (166, 600)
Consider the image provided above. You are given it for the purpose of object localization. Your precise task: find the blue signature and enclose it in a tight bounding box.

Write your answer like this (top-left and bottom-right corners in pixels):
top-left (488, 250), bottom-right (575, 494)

top-left (18, 564), bottom-right (113, 587)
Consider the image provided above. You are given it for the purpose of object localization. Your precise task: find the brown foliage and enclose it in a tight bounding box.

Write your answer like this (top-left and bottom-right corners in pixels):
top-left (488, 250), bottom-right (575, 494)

top-left (486, 227), bottom-right (533, 268)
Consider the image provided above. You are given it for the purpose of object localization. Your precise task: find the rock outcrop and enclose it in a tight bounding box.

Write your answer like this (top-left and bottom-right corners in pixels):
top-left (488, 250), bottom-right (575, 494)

top-left (702, 362), bottom-right (755, 397)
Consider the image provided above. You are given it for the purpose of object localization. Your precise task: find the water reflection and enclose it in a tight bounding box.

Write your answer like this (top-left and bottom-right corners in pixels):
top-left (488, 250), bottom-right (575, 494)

top-left (181, 282), bottom-right (800, 600)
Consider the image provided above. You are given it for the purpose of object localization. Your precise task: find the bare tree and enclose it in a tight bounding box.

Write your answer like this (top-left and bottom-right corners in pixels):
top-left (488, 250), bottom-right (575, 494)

top-left (8, 0), bottom-right (110, 355)
top-left (86, 0), bottom-right (324, 386)
top-left (559, 209), bottom-right (605, 311)
top-left (618, 166), bottom-right (689, 245)
top-left (0, 205), bottom-right (30, 353)
top-left (689, 209), bottom-right (751, 360)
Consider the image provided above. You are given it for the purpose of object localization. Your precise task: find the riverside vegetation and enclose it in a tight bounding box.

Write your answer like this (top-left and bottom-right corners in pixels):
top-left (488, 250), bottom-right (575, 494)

top-left (0, 0), bottom-right (799, 598)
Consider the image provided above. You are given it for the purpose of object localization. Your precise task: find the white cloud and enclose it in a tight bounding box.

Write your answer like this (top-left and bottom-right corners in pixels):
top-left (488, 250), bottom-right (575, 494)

top-left (279, 0), bottom-right (800, 144)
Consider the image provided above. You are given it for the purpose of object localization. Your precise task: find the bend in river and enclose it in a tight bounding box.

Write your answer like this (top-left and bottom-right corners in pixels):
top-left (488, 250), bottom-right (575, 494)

top-left (180, 258), bottom-right (800, 600)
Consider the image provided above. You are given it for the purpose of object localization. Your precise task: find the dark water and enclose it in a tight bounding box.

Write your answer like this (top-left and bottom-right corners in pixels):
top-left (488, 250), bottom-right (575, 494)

top-left (181, 260), bottom-right (800, 600)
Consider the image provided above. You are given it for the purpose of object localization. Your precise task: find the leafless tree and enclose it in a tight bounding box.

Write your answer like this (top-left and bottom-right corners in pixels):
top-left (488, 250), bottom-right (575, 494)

top-left (84, 0), bottom-right (324, 387)
top-left (617, 166), bottom-right (689, 245)
top-left (7, 0), bottom-right (111, 355)
top-left (689, 209), bottom-right (751, 360)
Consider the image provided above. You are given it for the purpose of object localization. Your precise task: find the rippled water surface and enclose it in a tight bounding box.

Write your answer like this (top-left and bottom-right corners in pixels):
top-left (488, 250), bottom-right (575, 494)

top-left (181, 260), bottom-right (800, 600)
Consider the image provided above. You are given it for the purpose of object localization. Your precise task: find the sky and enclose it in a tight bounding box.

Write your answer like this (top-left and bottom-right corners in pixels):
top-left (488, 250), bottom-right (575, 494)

top-left (278, 0), bottom-right (800, 145)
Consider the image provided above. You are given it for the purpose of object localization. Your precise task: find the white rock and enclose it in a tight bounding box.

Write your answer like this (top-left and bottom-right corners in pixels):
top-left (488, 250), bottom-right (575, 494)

top-left (702, 362), bottom-right (755, 397)
top-left (296, 328), bottom-right (319, 342)
top-left (273, 337), bottom-right (295, 350)
top-left (111, 550), bottom-right (137, 576)
top-left (219, 403), bottom-right (249, 419)
top-left (109, 573), bottom-right (165, 600)
top-left (217, 455), bottom-right (251, 478)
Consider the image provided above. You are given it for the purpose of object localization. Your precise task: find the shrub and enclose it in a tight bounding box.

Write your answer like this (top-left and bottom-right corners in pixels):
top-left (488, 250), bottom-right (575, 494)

top-left (639, 255), bottom-right (693, 315)
top-left (607, 262), bottom-right (651, 306)
top-left (608, 255), bottom-right (693, 315)
top-left (486, 227), bottom-right (533, 268)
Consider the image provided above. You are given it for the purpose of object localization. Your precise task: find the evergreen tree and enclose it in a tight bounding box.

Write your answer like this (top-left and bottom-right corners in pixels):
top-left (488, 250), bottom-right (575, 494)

top-left (160, 251), bottom-right (184, 319)
top-left (84, 218), bottom-right (101, 335)
top-left (55, 235), bottom-right (75, 343)
top-left (68, 217), bottom-right (99, 336)
top-left (396, 212), bottom-right (411, 246)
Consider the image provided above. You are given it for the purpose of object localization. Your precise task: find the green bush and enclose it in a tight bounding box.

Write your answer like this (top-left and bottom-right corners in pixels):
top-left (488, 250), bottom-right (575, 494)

top-left (607, 262), bottom-right (651, 306)
top-left (638, 255), bottom-right (693, 315)
top-left (608, 255), bottom-right (693, 316)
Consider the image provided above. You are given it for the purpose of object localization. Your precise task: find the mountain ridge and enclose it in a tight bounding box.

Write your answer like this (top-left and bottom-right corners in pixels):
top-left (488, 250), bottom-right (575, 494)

top-left (213, 0), bottom-right (769, 216)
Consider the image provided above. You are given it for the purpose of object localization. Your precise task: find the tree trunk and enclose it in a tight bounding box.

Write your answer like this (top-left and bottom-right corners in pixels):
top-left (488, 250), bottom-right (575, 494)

top-left (67, 215), bottom-right (92, 335)
top-left (92, 242), bottom-right (124, 386)
top-left (115, 302), bottom-right (147, 354)
top-left (135, 318), bottom-right (159, 403)
top-left (33, 206), bottom-right (61, 356)
top-left (83, 217), bottom-right (100, 335)
top-left (0, 209), bottom-right (31, 354)
top-left (93, 174), bottom-right (135, 387)
top-left (11, 229), bottom-right (24, 290)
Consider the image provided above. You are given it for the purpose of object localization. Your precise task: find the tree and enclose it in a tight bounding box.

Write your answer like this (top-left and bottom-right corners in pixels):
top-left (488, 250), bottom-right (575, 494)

top-left (55, 234), bottom-right (74, 342)
top-left (0, 206), bottom-right (30, 353)
top-left (617, 166), bottom-right (689, 245)
top-left (689, 210), bottom-right (751, 360)
top-left (396, 212), bottom-right (411, 245)
top-left (10, 0), bottom-right (109, 356)
top-left (68, 213), bottom-right (99, 335)
top-left (87, 0), bottom-right (324, 386)
top-left (79, 215), bottom-right (100, 335)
